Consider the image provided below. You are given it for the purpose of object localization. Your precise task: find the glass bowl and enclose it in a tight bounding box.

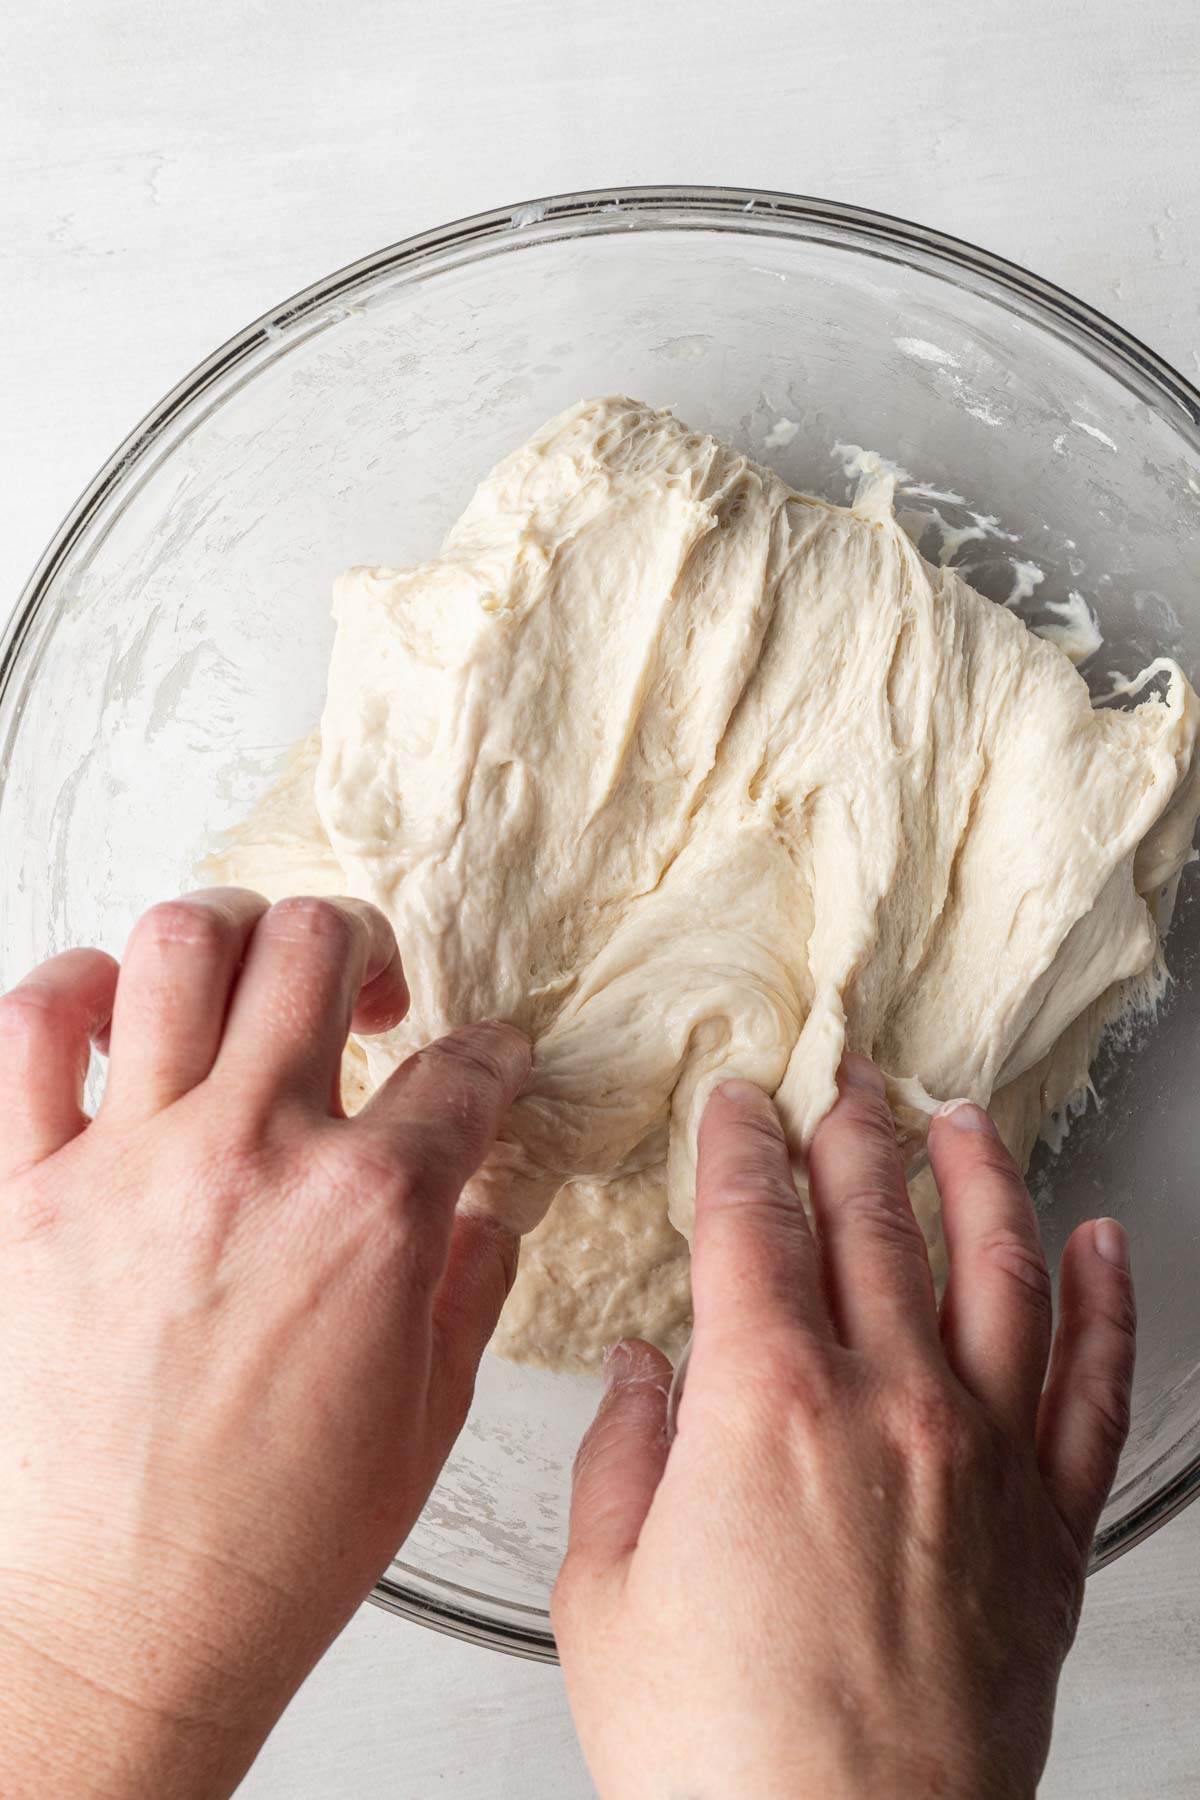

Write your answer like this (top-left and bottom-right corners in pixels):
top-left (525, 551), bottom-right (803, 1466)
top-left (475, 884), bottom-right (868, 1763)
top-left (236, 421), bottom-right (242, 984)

top-left (3, 188), bottom-right (1200, 1661)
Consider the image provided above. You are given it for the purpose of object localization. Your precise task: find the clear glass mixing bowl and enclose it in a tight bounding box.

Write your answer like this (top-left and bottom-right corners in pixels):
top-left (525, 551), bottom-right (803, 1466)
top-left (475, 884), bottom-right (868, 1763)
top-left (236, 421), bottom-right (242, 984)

top-left (3, 188), bottom-right (1200, 1660)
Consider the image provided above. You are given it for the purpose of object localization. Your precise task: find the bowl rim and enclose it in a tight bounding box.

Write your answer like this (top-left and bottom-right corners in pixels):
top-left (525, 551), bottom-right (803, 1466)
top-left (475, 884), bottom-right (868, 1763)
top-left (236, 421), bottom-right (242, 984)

top-left (6, 184), bottom-right (1200, 1660)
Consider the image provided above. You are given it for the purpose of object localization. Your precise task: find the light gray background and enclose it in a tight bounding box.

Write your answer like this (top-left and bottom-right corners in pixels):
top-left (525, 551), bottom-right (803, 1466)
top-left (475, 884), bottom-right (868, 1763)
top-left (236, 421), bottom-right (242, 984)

top-left (4, 2), bottom-right (1199, 1793)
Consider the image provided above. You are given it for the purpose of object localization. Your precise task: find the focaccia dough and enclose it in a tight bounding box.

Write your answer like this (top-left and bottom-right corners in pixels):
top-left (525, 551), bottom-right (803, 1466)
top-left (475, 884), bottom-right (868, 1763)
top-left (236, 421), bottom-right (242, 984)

top-left (210, 397), bottom-right (1200, 1369)
top-left (489, 1168), bottom-right (692, 1370)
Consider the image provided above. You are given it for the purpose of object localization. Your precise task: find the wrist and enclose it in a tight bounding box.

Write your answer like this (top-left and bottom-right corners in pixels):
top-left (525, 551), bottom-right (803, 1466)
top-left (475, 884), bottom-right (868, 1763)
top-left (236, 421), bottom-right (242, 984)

top-left (0, 1574), bottom-right (291, 1800)
top-left (0, 1652), bottom-right (241, 1800)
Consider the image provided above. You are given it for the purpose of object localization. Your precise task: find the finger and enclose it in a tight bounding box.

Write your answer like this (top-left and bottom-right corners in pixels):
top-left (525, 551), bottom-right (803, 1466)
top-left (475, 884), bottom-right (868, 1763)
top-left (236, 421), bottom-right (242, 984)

top-left (564, 1338), bottom-right (672, 1573)
top-left (0, 950), bottom-right (119, 1178)
top-left (1037, 1218), bottom-right (1136, 1555)
top-left (102, 889), bottom-right (270, 1118)
top-left (215, 896), bottom-right (410, 1109)
top-left (353, 1022), bottom-right (531, 1228)
top-left (427, 1212), bottom-right (519, 1443)
top-left (690, 1080), bottom-right (830, 1357)
top-left (930, 1100), bottom-right (1052, 1439)
top-left (807, 1055), bottom-right (938, 1357)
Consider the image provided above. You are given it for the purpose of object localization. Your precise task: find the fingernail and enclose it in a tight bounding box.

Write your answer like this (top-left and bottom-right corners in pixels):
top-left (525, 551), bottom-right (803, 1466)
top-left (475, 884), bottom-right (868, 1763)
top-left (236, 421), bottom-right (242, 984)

top-left (1093, 1218), bottom-right (1130, 1270)
top-left (840, 1054), bottom-right (885, 1095)
top-left (603, 1340), bottom-right (632, 1388)
top-left (933, 1097), bottom-right (996, 1134)
top-left (716, 1078), bottom-right (766, 1105)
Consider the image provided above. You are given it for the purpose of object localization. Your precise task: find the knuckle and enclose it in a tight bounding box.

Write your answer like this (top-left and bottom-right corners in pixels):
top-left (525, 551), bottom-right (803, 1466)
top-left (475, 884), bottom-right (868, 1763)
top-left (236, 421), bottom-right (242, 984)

top-left (730, 1109), bottom-right (787, 1153)
top-left (317, 1126), bottom-right (404, 1201)
top-left (1060, 1282), bottom-right (1138, 1362)
top-left (840, 1184), bottom-right (925, 1253)
top-left (714, 1173), bottom-right (800, 1219)
top-left (770, 1337), bottom-right (838, 1419)
top-left (980, 1229), bottom-right (1052, 1308)
top-left (1103, 1280), bottom-right (1139, 1347)
top-left (719, 1327), bottom-right (837, 1427)
top-left (702, 1194), bottom-right (812, 1316)
top-left (1076, 1370), bottom-right (1133, 1456)
top-left (425, 1030), bottom-right (511, 1089)
top-left (261, 895), bottom-right (353, 949)
top-left (890, 1374), bottom-right (974, 1466)
top-left (301, 1127), bottom-right (451, 1288)
top-left (0, 982), bottom-right (73, 1047)
top-left (189, 1122), bottom-right (281, 1209)
top-left (136, 898), bottom-right (229, 956)
top-left (0, 1168), bottom-right (61, 1245)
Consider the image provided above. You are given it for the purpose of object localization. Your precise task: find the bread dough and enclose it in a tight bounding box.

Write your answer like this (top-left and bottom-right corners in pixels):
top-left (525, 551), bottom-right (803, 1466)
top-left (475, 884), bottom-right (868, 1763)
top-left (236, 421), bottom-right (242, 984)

top-left (489, 1168), bottom-right (692, 1370)
top-left (210, 397), bottom-right (1200, 1370)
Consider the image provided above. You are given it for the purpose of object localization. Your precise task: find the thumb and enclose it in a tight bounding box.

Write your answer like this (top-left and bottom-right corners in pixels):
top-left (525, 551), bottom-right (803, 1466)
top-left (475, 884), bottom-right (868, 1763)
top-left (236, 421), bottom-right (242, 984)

top-left (564, 1338), bottom-right (673, 1574)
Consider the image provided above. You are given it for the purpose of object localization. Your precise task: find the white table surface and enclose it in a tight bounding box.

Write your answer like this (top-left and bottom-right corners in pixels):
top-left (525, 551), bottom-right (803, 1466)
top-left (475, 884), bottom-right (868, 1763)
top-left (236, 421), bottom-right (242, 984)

top-left (4, 1), bottom-right (1200, 1792)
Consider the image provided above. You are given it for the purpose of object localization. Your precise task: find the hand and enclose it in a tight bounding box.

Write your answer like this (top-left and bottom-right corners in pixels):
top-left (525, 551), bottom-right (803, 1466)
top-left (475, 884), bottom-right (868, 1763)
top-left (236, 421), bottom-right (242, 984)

top-left (554, 1059), bottom-right (1135, 1800)
top-left (0, 889), bottom-right (529, 1799)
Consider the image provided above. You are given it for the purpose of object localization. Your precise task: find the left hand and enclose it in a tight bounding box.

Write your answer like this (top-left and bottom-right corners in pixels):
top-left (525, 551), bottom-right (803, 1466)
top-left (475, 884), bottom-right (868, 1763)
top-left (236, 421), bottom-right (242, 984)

top-left (0, 888), bottom-right (529, 1800)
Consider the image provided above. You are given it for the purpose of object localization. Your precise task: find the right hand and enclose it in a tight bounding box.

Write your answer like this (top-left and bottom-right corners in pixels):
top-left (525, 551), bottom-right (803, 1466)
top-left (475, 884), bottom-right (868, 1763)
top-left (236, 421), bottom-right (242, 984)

top-left (553, 1059), bottom-right (1136, 1800)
